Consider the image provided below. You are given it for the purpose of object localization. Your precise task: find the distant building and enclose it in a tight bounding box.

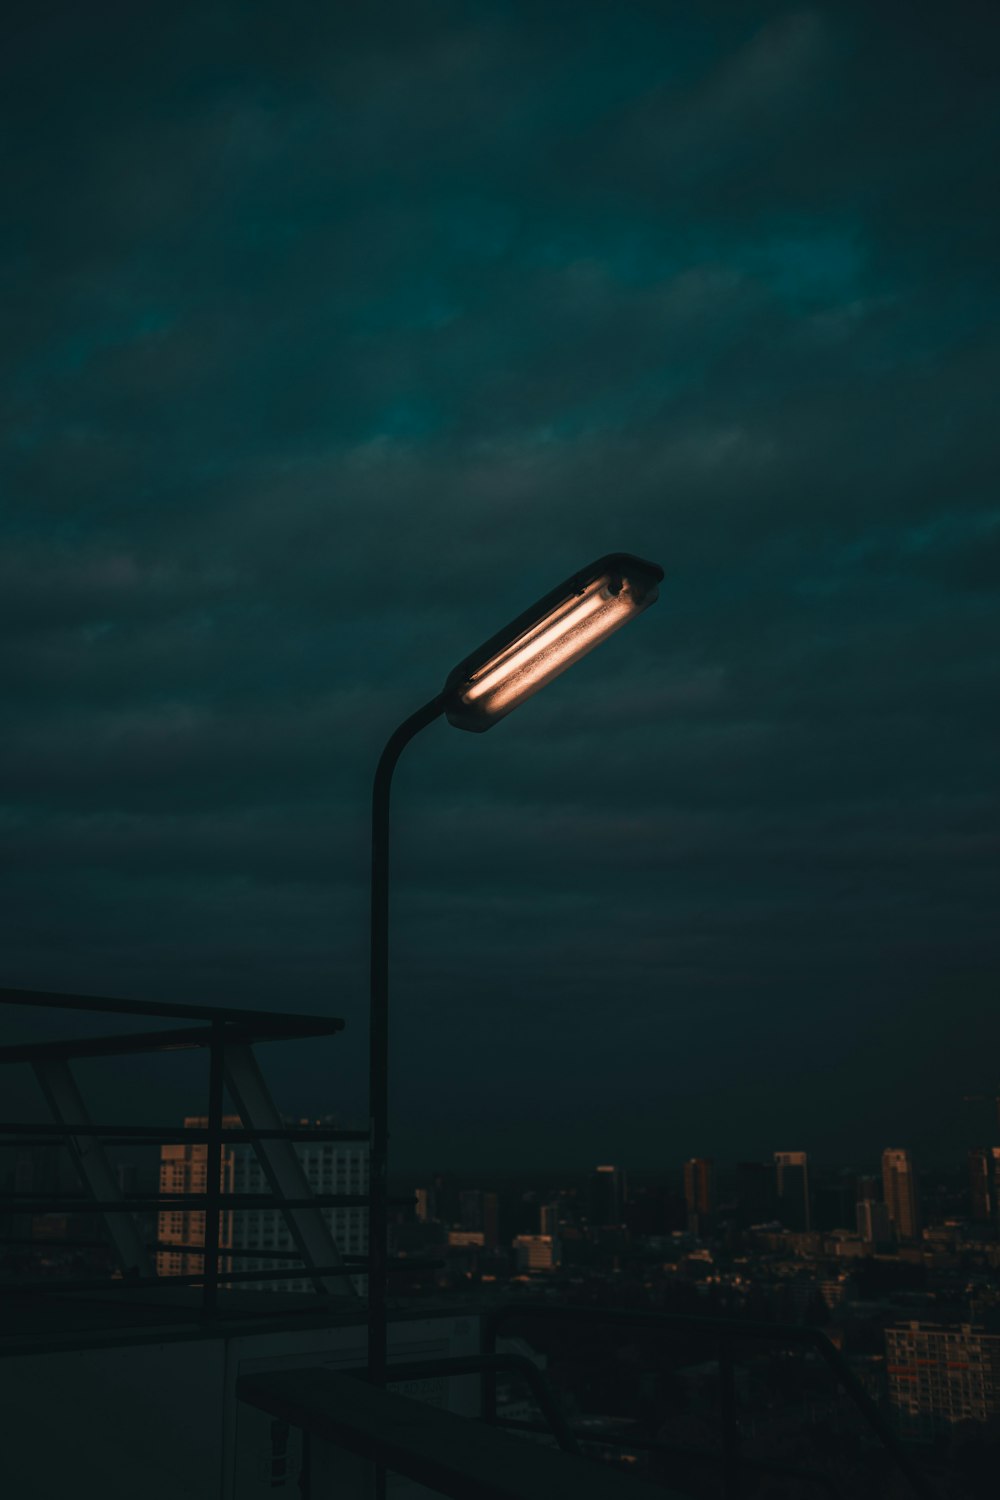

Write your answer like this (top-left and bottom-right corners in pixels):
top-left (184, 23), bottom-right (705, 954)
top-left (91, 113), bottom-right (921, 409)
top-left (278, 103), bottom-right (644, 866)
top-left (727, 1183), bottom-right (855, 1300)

top-left (968, 1147), bottom-right (1000, 1225)
top-left (458, 1189), bottom-right (481, 1230)
top-left (12, 1143), bottom-right (65, 1247)
top-left (886, 1321), bottom-right (1000, 1437)
top-left (232, 1128), bottom-right (368, 1291)
top-left (513, 1234), bottom-right (560, 1272)
top-left (157, 1115), bottom-right (238, 1278)
top-left (539, 1202), bottom-right (559, 1238)
top-left (447, 1229), bottom-right (485, 1248)
top-left (157, 1116), bottom-right (368, 1291)
top-left (856, 1197), bottom-right (890, 1244)
top-left (589, 1165), bottom-right (624, 1228)
top-left (482, 1191), bottom-right (500, 1250)
top-left (774, 1152), bottom-right (810, 1232)
top-left (682, 1158), bottom-right (715, 1235)
top-left (458, 1189), bottom-right (499, 1249)
top-left (882, 1149), bottom-right (921, 1242)
top-left (414, 1187), bottom-right (435, 1222)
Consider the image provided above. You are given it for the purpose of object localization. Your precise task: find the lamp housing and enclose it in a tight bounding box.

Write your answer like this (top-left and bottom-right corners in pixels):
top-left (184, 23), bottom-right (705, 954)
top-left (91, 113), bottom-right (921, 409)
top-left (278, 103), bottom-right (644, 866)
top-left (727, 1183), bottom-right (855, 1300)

top-left (441, 552), bottom-right (663, 733)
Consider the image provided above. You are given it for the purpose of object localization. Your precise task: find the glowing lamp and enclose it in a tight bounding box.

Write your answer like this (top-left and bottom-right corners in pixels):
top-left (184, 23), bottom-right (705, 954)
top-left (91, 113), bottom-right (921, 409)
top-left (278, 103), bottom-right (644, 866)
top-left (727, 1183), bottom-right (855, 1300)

top-left (441, 552), bottom-right (664, 732)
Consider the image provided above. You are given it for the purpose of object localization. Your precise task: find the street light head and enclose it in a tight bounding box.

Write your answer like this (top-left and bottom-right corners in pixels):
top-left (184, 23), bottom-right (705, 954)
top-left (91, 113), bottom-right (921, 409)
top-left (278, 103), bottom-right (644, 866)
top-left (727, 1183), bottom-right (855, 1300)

top-left (441, 552), bottom-right (663, 732)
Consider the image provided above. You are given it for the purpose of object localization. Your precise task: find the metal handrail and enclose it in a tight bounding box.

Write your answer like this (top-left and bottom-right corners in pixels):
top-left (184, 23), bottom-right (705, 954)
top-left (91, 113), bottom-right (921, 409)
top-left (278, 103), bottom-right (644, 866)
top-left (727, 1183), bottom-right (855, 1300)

top-left (495, 1417), bottom-right (842, 1498)
top-left (482, 1302), bottom-right (937, 1500)
top-left (0, 1238), bottom-right (441, 1269)
top-left (0, 985), bottom-right (344, 1031)
top-left (0, 986), bottom-right (369, 1320)
top-left (0, 1122), bottom-right (369, 1141)
top-left (365, 1354), bottom-right (580, 1455)
top-left (2, 1257), bottom-right (447, 1297)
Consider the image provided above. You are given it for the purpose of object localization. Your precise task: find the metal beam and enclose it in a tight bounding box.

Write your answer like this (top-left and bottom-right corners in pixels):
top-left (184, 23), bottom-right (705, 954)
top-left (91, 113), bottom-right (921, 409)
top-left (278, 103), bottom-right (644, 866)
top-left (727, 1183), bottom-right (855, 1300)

top-left (222, 1041), bottom-right (358, 1298)
top-left (0, 985), bottom-right (345, 1034)
top-left (31, 1057), bottom-right (153, 1280)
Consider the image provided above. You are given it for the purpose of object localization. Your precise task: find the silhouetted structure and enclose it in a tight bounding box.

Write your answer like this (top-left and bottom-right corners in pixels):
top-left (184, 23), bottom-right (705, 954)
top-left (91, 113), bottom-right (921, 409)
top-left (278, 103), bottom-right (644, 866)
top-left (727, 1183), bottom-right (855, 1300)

top-left (882, 1149), bottom-right (921, 1242)
top-left (682, 1158), bottom-right (715, 1235)
top-left (857, 1197), bottom-right (890, 1244)
top-left (459, 1188), bottom-right (500, 1250)
top-left (774, 1151), bottom-right (811, 1232)
top-left (589, 1165), bottom-right (624, 1228)
top-left (968, 1146), bottom-right (1000, 1224)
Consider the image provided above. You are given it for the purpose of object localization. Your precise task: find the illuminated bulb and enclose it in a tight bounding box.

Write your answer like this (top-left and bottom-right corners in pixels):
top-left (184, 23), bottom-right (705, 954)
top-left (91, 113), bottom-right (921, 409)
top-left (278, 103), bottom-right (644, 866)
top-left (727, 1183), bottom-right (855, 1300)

top-left (442, 553), bottom-right (663, 732)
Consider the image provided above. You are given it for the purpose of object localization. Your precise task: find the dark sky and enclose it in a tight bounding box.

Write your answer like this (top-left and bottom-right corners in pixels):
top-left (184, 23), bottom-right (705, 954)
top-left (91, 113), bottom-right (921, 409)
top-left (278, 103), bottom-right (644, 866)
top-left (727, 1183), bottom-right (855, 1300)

top-left (3, 2), bottom-right (999, 1170)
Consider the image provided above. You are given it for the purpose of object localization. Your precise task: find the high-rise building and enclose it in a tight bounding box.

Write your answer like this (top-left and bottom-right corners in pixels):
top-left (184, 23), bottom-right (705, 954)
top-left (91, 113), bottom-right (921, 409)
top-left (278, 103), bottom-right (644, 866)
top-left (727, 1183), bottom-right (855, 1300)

top-left (157, 1115), bottom-right (238, 1278)
top-left (414, 1187), bottom-right (435, 1222)
top-left (856, 1174), bottom-right (879, 1203)
top-left (968, 1147), bottom-right (1000, 1224)
top-left (458, 1188), bottom-right (500, 1250)
top-left (774, 1151), bottom-right (811, 1232)
top-left (539, 1202), bottom-right (559, 1238)
top-left (886, 1321), bottom-right (1000, 1437)
top-left (157, 1117), bottom-right (368, 1291)
top-left (590, 1165), bottom-right (624, 1228)
top-left (458, 1189), bottom-right (482, 1230)
top-left (856, 1197), bottom-right (890, 1244)
top-left (12, 1144), bottom-right (64, 1247)
top-left (481, 1191), bottom-right (499, 1251)
top-left (881, 1149), bottom-right (921, 1242)
top-left (232, 1130), bottom-right (368, 1291)
top-left (682, 1158), bottom-right (715, 1235)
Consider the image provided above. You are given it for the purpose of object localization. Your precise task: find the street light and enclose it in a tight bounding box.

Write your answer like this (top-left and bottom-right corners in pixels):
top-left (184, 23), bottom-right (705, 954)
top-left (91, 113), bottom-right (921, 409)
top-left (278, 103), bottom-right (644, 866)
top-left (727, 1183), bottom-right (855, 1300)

top-left (367, 552), bottom-right (663, 1385)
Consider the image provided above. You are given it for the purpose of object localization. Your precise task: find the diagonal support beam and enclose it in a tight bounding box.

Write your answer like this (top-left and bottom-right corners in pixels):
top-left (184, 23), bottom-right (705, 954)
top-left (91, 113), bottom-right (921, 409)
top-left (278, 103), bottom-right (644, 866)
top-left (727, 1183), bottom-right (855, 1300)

top-left (222, 1041), bottom-right (358, 1298)
top-left (32, 1057), bottom-right (153, 1279)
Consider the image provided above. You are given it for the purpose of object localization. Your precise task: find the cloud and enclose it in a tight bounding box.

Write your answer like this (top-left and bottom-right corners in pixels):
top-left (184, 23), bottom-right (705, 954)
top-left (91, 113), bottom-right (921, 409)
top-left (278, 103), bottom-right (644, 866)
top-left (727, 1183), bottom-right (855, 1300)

top-left (2, 1), bottom-right (999, 1163)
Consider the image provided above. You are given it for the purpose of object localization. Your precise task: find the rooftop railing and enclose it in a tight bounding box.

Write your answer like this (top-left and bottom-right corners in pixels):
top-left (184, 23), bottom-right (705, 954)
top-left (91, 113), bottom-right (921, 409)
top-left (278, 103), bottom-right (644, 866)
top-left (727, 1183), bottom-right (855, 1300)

top-left (0, 987), bottom-right (436, 1323)
top-left (479, 1302), bottom-right (938, 1500)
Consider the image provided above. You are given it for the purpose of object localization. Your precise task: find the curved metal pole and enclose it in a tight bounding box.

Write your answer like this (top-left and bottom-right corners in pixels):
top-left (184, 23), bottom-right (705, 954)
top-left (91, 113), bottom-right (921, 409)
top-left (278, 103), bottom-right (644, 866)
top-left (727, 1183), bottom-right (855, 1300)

top-left (368, 696), bottom-right (445, 1387)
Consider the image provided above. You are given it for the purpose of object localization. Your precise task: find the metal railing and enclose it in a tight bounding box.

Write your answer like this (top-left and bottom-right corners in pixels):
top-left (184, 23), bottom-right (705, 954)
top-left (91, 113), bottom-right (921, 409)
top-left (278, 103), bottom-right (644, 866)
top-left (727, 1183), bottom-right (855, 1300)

top-left (0, 987), bottom-right (436, 1324)
top-left (478, 1302), bottom-right (937, 1500)
top-left (236, 1363), bottom-right (681, 1500)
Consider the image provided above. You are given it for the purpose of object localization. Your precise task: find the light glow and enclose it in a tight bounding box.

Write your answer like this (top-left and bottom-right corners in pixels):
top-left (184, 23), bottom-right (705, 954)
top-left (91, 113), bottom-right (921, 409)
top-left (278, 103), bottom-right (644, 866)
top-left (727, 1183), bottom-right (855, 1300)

top-left (442, 554), bottom-right (662, 731)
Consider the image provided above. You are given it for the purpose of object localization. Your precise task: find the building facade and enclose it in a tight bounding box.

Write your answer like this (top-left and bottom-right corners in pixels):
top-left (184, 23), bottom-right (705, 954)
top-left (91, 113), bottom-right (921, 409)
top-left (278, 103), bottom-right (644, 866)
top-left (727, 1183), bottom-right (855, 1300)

top-left (882, 1148), bottom-right (921, 1242)
top-left (513, 1234), bottom-right (560, 1272)
top-left (589, 1165), bottom-right (624, 1228)
top-left (156, 1115), bottom-right (238, 1278)
top-left (968, 1146), bottom-right (1000, 1225)
top-left (774, 1151), bottom-right (810, 1232)
top-left (157, 1117), bottom-right (368, 1290)
top-left (856, 1196), bottom-right (890, 1244)
top-left (683, 1158), bottom-right (716, 1235)
top-left (886, 1321), bottom-right (1000, 1437)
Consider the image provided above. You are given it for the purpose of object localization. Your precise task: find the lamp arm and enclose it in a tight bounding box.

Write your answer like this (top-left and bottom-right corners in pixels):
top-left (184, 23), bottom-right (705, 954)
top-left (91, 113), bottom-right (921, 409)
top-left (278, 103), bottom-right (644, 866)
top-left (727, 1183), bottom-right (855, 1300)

top-left (368, 694), bottom-right (445, 1385)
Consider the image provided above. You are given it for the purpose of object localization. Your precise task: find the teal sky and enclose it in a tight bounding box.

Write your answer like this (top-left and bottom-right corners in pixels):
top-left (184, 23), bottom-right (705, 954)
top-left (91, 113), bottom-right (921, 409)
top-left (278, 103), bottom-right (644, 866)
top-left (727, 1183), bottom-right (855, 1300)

top-left (2, 2), bottom-right (1000, 1168)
